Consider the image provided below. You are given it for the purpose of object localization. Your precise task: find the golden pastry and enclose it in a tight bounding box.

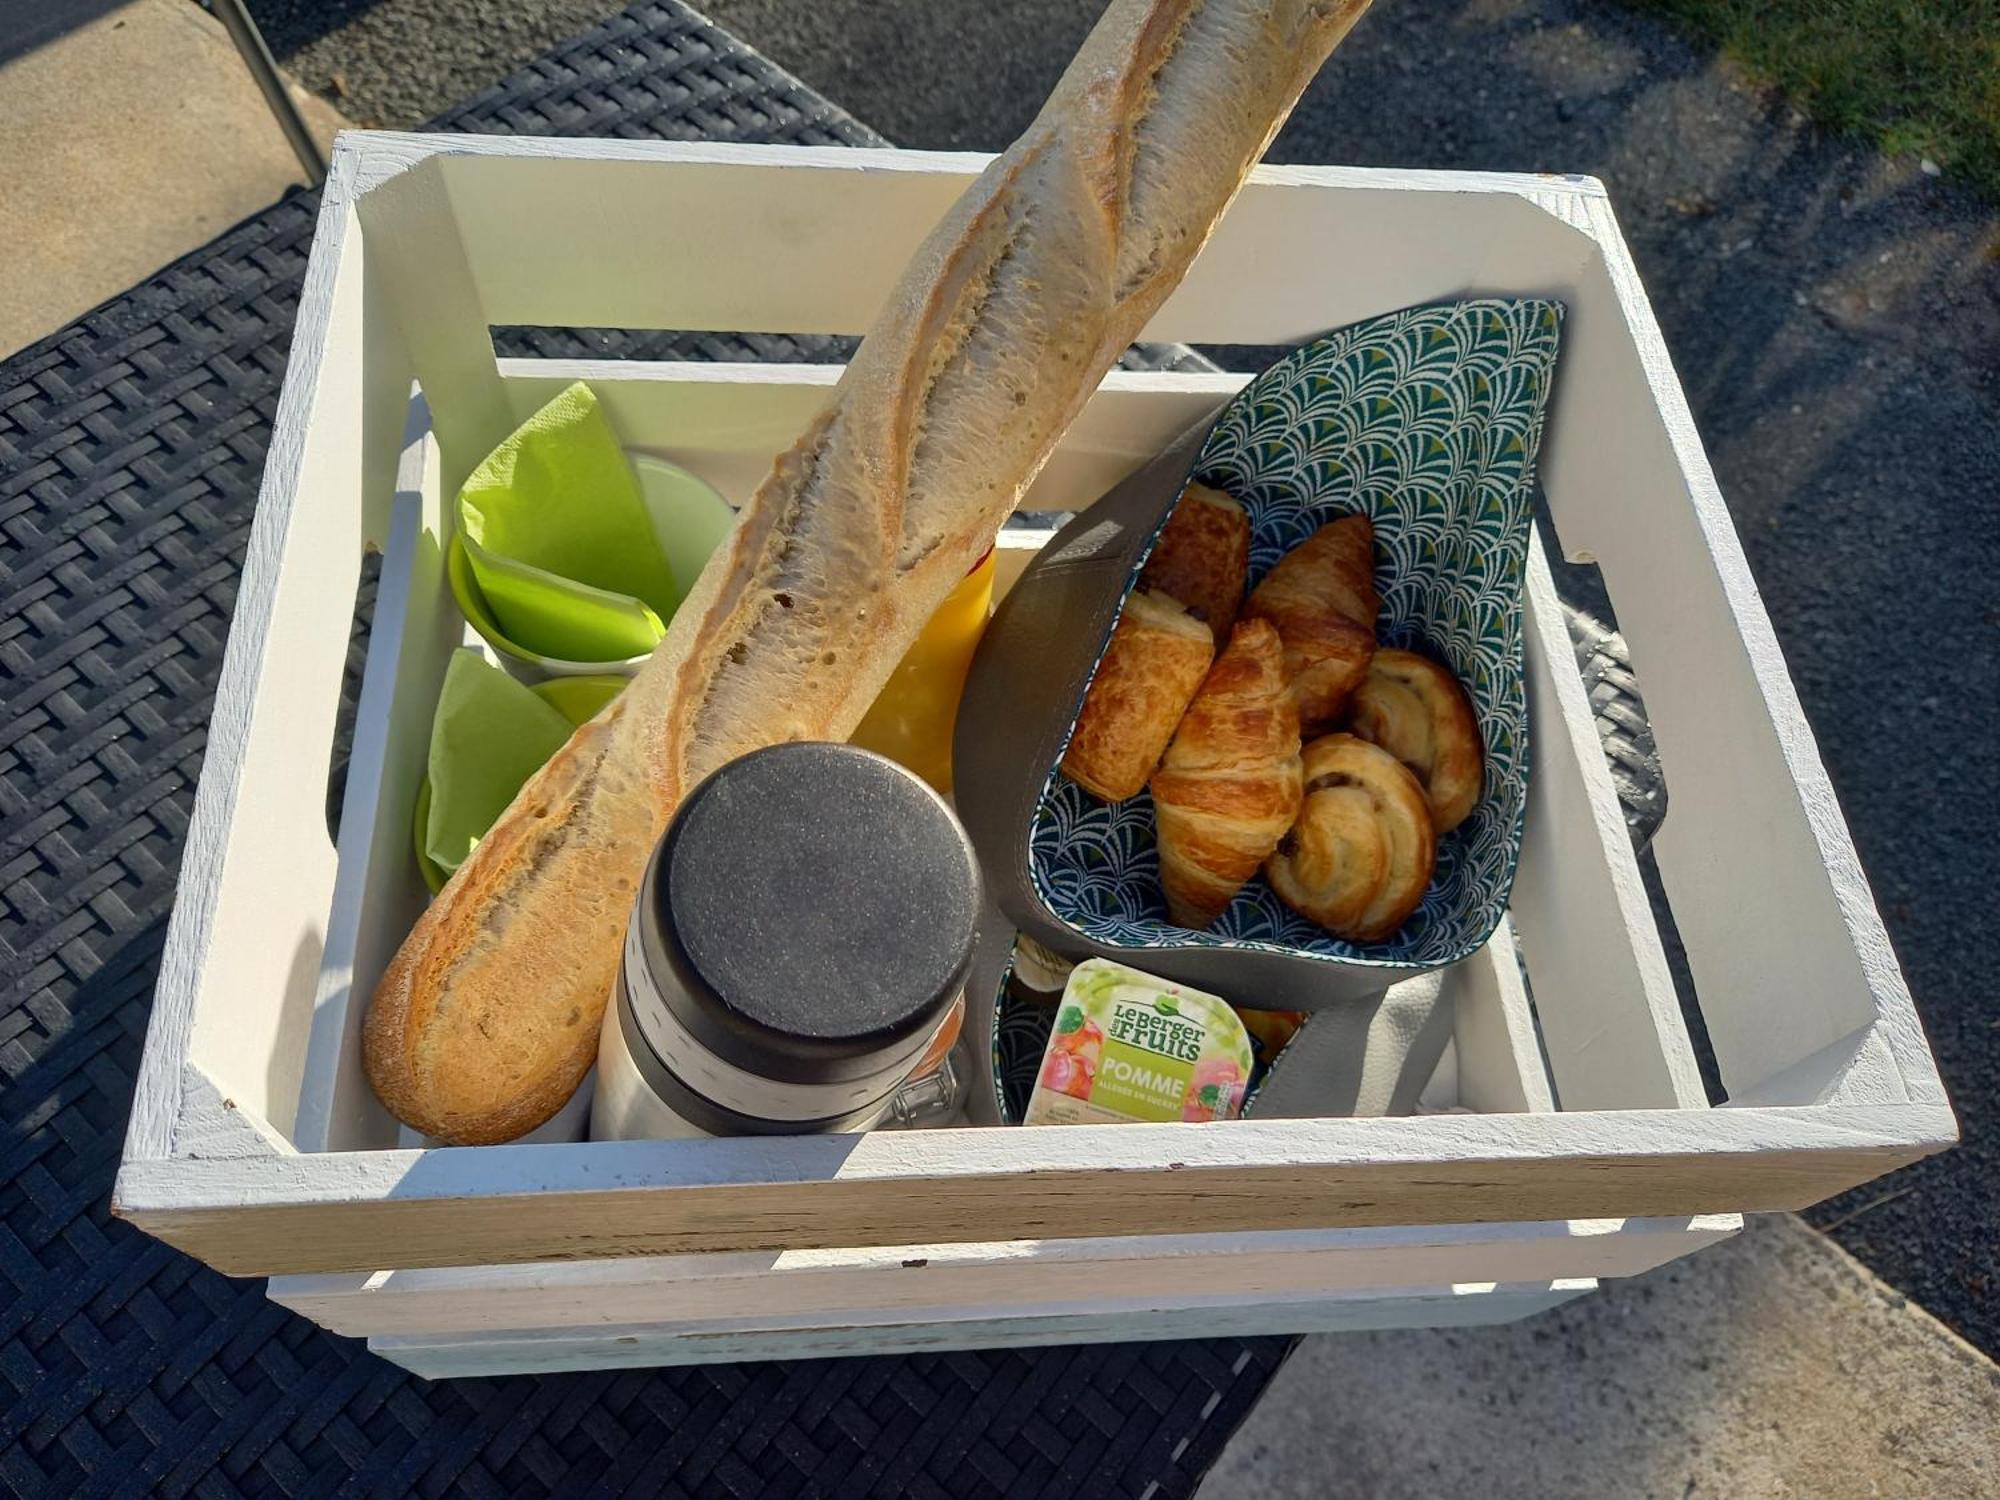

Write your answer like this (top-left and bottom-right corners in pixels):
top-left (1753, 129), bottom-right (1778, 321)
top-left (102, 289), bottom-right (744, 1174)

top-left (1243, 514), bottom-right (1379, 727)
top-left (1140, 481), bottom-right (1251, 638)
top-left (1061, 590), bottom-right (1216, 802)
top-left (1348, 647), bottom-right (1483, 832)
top-left (1265, 733), bottom-right (1435, 942)
top-left (1151, 618), bottom-right (1304, 928)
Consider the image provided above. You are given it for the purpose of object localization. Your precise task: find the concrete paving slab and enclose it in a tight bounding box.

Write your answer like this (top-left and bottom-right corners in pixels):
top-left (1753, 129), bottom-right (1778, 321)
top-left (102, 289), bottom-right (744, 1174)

top-left (0, 0), bottom-right (347, 358)
top-left (1201, 1214), bottom-right (1999, 1499)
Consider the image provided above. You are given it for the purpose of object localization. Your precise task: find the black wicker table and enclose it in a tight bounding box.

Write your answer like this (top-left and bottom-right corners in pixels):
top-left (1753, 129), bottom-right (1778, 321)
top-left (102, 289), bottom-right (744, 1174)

top-left (0, 5), bottom-right (1293, 1496)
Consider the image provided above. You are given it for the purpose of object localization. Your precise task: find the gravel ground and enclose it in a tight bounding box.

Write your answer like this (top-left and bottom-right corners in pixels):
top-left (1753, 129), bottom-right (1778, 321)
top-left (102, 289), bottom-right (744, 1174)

top-left (252, 0), bottom-right (2000, 1354)
top-left (251, 0), bottom-right (616, 124)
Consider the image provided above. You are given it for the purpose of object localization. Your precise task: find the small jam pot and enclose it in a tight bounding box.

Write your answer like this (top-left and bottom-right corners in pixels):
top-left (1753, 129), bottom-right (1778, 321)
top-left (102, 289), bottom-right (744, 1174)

top-left (592, 742), bottom-right (981, 1140)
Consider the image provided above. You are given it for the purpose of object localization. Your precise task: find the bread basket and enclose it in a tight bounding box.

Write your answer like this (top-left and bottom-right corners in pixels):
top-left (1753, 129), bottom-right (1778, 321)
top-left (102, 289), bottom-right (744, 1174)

top-left (956, 299), bottom-right (1563, 1007)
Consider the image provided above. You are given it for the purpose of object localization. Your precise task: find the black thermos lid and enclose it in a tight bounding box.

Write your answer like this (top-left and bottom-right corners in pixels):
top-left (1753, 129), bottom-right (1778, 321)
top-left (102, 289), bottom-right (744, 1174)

top-left (639, 742), bottom-right (982, 1086)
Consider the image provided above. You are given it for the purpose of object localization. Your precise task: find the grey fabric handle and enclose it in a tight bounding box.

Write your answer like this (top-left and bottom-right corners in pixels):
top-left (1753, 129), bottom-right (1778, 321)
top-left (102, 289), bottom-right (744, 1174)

top-left (1244, 972), bottom-right (1458, 1120)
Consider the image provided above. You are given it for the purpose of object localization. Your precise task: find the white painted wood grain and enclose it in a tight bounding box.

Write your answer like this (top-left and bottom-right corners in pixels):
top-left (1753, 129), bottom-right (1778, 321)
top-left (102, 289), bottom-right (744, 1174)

top-left (353, 159), bottom-right (516, 496)
top-left (114, 1102), bottom-right (1950, 1275)
top-left (173, 1066), bottom-right (296, 1161)
top-left (338, 132), bottom-right (1609, 347)
top-left (1532, 193), bottom-right (1943, 1109)
top-left (1510, 535), bottom-right (1707, 1112)
top-left (268, 1215), bottom-right (1733, 1338)
top-left (494, 359), bottom-right (1245, 512)
top-left (117, 164), bottom-right (344, 1160)
top-left (1451, 917), bottom-right (1555, 1115)
top-left (343, 130), bottom-right (1603, 204)
top-left (130, 147), bottom-right (414, 1160)
top-left (368, 1280), bottom-right (1599, 1376)
top-left (1726, 1024), bottom-right (1912, 1110)
top-left (119, 1103), bottom-right (1955, 1205)
top-left (292, 400), bottom-right (451, 1155)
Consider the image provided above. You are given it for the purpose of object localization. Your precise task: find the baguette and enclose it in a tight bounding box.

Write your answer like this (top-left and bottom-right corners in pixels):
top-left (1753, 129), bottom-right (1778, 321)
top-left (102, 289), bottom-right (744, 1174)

top-left (364, 0), bottom-right (1377, 1144)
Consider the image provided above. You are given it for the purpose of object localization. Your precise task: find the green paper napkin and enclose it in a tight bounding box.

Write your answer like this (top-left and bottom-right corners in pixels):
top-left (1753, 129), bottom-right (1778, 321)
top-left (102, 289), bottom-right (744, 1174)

top-left (423, 650), bottom-right (576, 876)
top-left (457, 381), bottom-right (680, 663)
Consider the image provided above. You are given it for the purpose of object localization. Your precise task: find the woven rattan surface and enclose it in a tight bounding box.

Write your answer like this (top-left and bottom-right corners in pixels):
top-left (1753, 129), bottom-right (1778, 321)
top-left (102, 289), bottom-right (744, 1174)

top-left (0, 5), bottom-right (1292, 1496)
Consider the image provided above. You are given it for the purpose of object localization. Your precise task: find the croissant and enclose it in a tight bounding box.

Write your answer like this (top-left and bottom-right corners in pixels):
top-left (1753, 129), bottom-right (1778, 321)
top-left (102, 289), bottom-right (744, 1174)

top-left (1265, 734), bottom-right (1435, 942)
top-left (1244, 514), bottom-right (1379, 726)
top-left (1348, 647), bottom-right (1484, 832)
top-left (1062, 590), bottom-right (1216, 801)
top-left (1140, 482), bottom-right (1251, 638)
top-left (1150, 618), bottom-right (1304, 929)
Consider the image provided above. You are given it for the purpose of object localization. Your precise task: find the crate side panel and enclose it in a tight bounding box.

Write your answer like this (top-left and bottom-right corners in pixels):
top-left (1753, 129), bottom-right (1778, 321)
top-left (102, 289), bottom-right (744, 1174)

top-left (1534, 197), bottom-right (1936, 1105)
top-left (356, 159), bottom-right (515, 497)
top-left (167, 197), bottom-right (409, 1145)
top-left (269, 1215), bottom-right (1734, 1338)
top-left (116, 1104), bottom-right (1948, 1275)
top-left (445, 151), bottom-right (969, 339)
top-left (369, 1281), bottom-right (1595, 1375)
top-left (434, 151), bottom-right (1545, 344)
top-left (295, 409), bottom-right (453, 1154)
top-left (1453, 917), bottom-right (1556, 1114)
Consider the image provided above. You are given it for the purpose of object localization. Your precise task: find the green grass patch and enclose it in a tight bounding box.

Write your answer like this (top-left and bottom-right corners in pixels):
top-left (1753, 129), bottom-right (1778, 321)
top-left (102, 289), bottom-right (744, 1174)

top-left (1622, 0), bottom-right (2000, 200)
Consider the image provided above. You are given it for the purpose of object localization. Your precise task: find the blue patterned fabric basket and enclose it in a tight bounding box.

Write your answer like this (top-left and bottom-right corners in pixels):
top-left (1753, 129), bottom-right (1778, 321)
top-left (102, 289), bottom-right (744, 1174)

top-left (1028, 299), bottom-right (1564, 976)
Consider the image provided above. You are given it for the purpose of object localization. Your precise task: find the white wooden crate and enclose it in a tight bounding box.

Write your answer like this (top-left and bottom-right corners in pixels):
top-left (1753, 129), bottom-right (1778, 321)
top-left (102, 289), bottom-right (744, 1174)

top-left (115, 132), bottom-right (1951, 1376)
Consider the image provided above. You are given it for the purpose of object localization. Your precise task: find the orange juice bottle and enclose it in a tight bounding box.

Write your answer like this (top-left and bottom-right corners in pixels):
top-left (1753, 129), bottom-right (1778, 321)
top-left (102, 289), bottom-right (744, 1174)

top-left (850, 547), bottom-right (997, 794)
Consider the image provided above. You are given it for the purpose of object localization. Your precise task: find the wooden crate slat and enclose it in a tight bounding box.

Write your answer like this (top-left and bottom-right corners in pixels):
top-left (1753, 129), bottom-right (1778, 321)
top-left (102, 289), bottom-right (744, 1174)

top-left (368, 1280), bottom-right (1599, 1376)
top-left (1509, 536), bottom-right (1706, 1111)
top-left (117, 1103), bottom-right (1948, 1276)
top-left (268, 1215), bottom-right (1737, 1337)
top-left (1531, 193), bottom-right (1939, 1108)
top-left (493, 360), bottom-right (1249, 513)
